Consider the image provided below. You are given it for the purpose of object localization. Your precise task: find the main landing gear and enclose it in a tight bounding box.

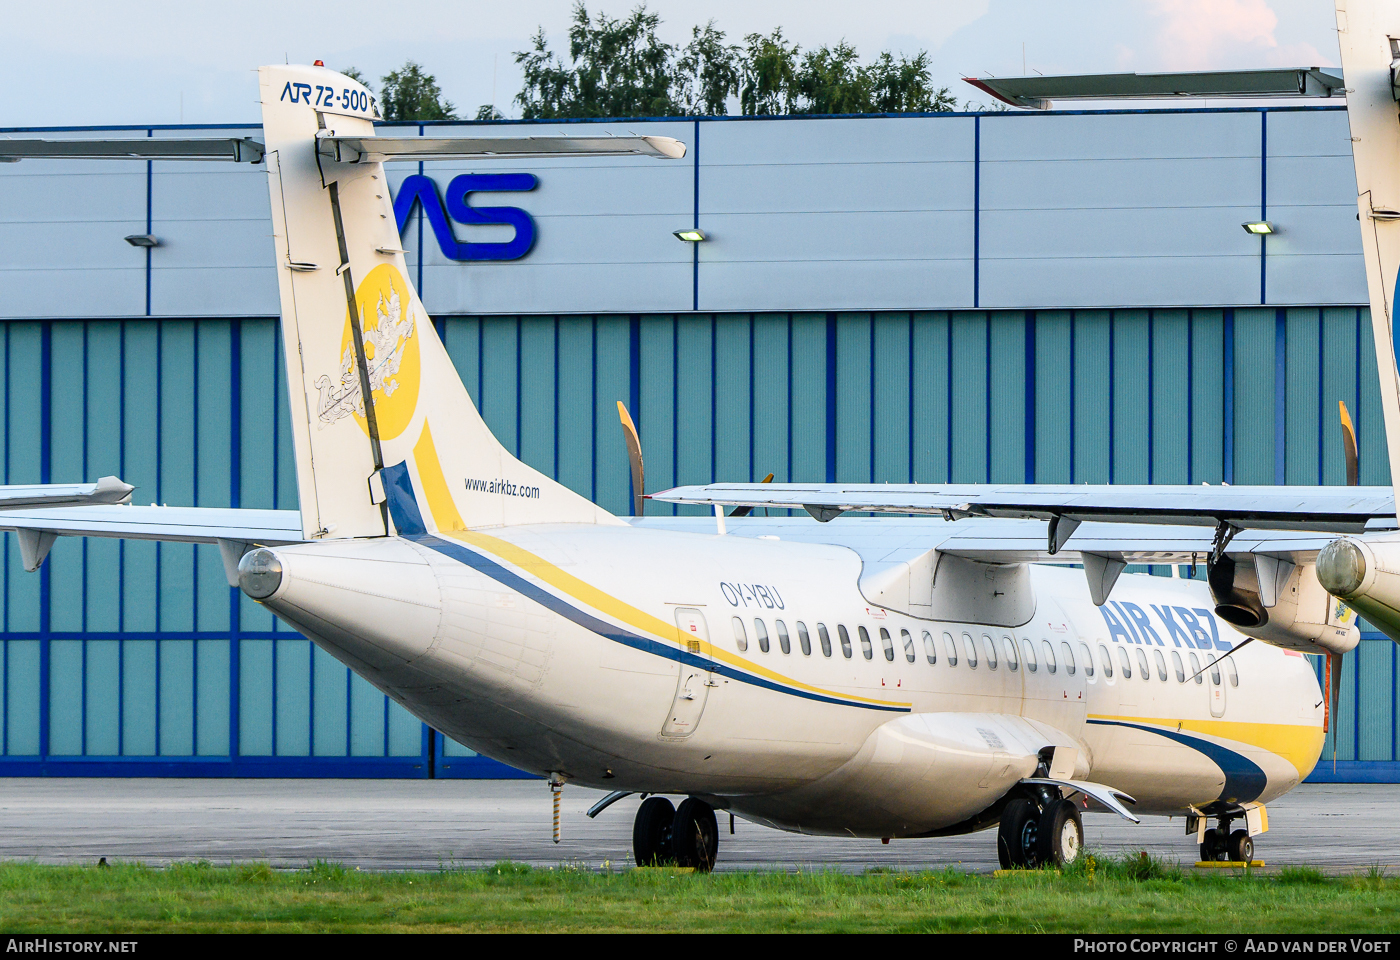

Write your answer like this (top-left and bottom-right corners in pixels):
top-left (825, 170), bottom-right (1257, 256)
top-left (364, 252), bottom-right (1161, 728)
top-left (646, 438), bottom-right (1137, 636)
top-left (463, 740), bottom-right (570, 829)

top-left (997, 792), bottom-right (1085, 869)
top-left (633, 796), bottom-right (720, 871)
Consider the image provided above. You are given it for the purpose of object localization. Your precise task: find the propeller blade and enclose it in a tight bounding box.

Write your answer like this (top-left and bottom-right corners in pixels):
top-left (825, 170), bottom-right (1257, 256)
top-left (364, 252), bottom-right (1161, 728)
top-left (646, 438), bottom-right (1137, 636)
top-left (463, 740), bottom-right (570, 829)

top-left (617, 401), bottom-right (644, 517)
top-left (727, 473), bottom-right (775, 517)
top-left (1340, 400), bottom-right (1360, 486)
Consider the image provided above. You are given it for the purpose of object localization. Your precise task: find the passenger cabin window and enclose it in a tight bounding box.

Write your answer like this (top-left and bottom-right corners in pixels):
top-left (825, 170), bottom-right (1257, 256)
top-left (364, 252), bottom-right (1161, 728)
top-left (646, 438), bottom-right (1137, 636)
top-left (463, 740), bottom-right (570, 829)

top-left (1078, 642), bottom-right (1093, 677)
top-left (981, 635), bottom-right (998, 670)
top-left (732, 617), bottom-right (748, 653)
top-left (1116, 645), bottom-right (1131, 678)
top-left (923, 631), bottom-right (937, 664)
top-left (838, 625), bottom-right (853, 659)
top-left (1062, 641), bottom-right (1076, 676)
top-left (797, 622), bottom-right (812, 656)
top-left (755, 619), bottom-right (770, 654)
top-left (1189, 652), bottom-right (1203, 684)
top-left (962, 633), bottom-right (978, 668)
top-left (776, 620), bottom-right (791, 655)
top-left (817, 623), bottom-right (833, 657)
top-left (1136, 648), bottom-right (1150, 681)
top-left (1022, 639), bottom-right (1037, 673)
top-left (944, 632), bottom-right (958, 666)
top-left (1043, 639), bottom-right (1057, 675)
top-left (1208, 655), bottom-right (1221, 686)
top-left (1172, 650), bottom-right (1186, 682)
top-left (1225, 657), bottom-right (1239, 688)
top-left (1154, 649), bottom-right (1168, 682)
top-left (1099, 644), bottom-right (1114, 678)
top-left (858, 626), bottom-right (874, 660)
top-left (902, 629), bottom-right (917, 663)
top-left (1003, 637), bottom-right (1018, 672)
top-left (879, 627), bottom-right (894, 662)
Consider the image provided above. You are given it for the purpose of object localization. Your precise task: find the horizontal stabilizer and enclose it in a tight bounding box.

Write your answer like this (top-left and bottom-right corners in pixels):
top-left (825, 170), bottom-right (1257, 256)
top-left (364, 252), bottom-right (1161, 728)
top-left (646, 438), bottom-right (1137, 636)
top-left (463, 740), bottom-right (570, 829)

top-left (965, 68), bottom-right (1344, 110)
top-left (0, 505), bottom-right (303, 545)
top-left (0, 476), bottom-right (133, 510)
top-left (317, 135), bottom-right (686, 164)
top-left (0, 138), bottom-right (265, 163)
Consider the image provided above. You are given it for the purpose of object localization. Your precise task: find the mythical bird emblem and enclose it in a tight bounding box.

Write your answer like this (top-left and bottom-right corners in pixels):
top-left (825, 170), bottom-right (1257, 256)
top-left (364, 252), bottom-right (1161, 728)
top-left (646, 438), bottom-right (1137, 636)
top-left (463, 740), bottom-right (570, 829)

top-left (315, 284), bottom-right (416, 427)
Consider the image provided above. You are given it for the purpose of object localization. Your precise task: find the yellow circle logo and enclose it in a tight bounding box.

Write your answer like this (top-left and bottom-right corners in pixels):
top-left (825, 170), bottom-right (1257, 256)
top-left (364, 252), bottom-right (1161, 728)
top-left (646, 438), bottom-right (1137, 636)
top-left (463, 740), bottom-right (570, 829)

top-left (336, 263), bottom-right (420, 441)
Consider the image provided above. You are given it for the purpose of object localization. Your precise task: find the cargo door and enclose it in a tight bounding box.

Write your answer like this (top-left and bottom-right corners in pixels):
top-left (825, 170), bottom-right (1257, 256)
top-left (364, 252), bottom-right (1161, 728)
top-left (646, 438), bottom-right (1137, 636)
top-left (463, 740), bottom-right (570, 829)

top-left (662, 608), bottom-right (714, 739)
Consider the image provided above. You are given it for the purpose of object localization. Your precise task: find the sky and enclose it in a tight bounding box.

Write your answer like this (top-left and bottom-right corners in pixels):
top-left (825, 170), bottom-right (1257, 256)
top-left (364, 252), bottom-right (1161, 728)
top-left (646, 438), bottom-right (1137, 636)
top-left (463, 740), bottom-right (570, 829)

top-left (3, 0), bottom-right (1344, 127)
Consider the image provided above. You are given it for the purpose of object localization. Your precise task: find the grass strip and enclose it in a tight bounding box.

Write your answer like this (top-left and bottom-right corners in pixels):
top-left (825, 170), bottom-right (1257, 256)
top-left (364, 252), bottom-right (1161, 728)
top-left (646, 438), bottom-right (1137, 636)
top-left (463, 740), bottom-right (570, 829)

top-left (0, 853), bottom-right (1395, 933)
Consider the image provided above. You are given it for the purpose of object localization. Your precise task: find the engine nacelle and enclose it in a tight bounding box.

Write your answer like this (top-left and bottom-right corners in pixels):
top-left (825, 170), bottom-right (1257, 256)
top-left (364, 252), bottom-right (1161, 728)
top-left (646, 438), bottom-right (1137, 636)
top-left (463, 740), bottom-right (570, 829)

top-left (1317, 534), bottom-right (1400, 644)
top-left (1209, 553), bottom-right (1358, 656)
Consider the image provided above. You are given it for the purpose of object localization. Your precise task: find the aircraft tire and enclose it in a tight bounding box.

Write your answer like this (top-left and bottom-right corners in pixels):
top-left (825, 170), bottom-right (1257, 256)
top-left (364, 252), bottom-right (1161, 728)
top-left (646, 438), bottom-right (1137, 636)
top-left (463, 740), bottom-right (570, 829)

top-left (1036, 799), bottom-right (1083, 868)
top-left (997, 799), bottom-right (1040, 868)
top-left (672, 798), bottom-right (719, 872)
top-left (1200, 828), bottom-right (1223, 862)
top-left (1228, 829), bottom-right (1253, 863)
top-left (633, 796), bottom-right (676, 867)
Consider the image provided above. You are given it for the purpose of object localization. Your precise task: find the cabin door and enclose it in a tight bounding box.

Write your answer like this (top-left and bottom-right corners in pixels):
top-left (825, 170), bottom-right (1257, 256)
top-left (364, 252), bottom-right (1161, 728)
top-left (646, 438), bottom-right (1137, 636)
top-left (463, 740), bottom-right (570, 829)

top-left (662, 608), bottom-right (714, 739)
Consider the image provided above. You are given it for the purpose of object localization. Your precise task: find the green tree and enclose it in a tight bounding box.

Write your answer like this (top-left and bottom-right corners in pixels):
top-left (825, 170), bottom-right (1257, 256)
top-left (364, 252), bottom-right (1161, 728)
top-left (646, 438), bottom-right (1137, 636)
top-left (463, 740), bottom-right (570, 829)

top-left (514, 4), bottom-right (959, 119)
top-left (379, 61), bottom-right (457, 122)
top-left (675, 22), bottom-right (741, 116)
top-left (516, 4), bottom-right (681, 119)
top-left (738, 29), bottom-right (800, 115)
top-left (339, 66), bottom-right (372, 90)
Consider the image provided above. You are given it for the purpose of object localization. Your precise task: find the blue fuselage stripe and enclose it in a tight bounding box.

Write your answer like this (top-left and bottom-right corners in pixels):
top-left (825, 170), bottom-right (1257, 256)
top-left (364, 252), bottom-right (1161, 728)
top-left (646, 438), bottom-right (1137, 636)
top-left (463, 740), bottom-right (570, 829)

top-left (1087, 718), bottom-right (1268, 803)
top-left (410, 533), bottom-right (907, 713)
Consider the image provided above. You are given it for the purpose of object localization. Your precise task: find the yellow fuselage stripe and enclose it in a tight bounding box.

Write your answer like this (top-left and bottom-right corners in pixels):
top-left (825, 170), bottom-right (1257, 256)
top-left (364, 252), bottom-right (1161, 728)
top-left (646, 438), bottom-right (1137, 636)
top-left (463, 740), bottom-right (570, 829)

top-left (409, 424), bottom-right (910, 711)
top-left (1088, 713), bottom-right (1325, 778)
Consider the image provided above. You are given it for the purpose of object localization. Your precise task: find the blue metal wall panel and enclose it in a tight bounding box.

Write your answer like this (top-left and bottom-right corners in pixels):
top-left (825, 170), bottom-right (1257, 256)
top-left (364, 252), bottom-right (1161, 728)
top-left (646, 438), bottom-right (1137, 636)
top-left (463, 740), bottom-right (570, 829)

top-left (0, 307), bottom-right (1397, 779)
top-left (1151, 310), bottom-right (1190, 484)
top-left (910, 312), bottom-right (950, 484)
top-left (1073, 312), bottom-right (1111, 484)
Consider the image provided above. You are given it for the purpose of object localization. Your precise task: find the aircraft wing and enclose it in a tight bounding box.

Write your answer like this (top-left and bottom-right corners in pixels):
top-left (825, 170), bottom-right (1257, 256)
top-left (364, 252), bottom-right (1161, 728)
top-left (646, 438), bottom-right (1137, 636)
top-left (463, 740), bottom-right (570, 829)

top-left (0, 476), bottom-right (133, 510)
top-left (0, 505), bottom-right (303, 578)
top-left (647, 483), bottom-right (1394, 534)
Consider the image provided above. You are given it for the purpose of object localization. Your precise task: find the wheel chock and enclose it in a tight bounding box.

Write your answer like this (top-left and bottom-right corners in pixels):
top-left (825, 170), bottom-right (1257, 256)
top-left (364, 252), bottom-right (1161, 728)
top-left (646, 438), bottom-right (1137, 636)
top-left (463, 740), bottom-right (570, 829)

top-left (1193, 860), bottom-right (1265, 868)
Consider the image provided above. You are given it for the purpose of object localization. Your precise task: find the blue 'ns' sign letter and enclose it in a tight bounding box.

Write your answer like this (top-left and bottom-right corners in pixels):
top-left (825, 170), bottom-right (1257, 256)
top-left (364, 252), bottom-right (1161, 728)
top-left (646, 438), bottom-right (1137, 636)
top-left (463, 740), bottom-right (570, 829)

top-left (393, 173), bottom-right (539, 261)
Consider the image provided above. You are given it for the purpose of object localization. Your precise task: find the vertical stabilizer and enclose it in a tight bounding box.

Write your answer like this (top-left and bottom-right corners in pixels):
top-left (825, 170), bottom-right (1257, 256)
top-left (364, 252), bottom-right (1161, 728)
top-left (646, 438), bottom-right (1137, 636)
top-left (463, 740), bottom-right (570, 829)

top-left (1338, 0), bottom-right (1400, 512)
top-left (258, 65), bottom-right (615, 539)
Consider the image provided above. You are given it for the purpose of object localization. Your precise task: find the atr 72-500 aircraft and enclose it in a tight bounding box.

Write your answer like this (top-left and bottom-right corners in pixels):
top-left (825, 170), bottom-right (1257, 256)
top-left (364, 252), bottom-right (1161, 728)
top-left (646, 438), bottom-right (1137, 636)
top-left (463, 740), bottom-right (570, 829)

top-left (4, 0), bottom-right (1400, 872)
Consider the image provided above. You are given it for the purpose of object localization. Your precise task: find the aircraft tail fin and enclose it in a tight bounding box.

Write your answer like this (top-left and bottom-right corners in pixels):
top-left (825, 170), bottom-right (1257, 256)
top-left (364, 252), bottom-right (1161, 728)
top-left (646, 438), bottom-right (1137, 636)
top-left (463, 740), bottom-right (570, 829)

top-left (1337, 0), bottom-right (1400, 513)
top-left (257, 65), bottom-right (614, 539)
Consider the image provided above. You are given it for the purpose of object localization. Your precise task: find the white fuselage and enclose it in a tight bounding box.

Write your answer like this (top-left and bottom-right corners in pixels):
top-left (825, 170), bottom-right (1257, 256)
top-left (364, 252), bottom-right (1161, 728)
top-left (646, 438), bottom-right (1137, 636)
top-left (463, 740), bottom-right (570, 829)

top-left (256, 519), bottom-right (1325, 837)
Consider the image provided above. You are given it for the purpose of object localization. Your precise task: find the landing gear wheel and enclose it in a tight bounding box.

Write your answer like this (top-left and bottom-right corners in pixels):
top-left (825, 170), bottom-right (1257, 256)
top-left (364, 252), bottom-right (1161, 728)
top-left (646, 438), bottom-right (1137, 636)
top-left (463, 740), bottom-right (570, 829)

top-left (633, 797), bottom-right (676, 866)
top-left (997, 798), bottom-right (1040, 868)
top-left (672, 798), bottom-right (719, 872)
top-left (1228, 829), bottom-right (1254, 863)
top-left (1036, 799), bottom-right (1084, 868)
top-left (1200, 828), bottom-right (1224, 862)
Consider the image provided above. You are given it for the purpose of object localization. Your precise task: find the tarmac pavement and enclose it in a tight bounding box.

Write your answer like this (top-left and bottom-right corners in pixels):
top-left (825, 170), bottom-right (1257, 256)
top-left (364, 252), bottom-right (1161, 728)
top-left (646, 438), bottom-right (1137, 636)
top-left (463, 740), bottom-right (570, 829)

top-left (0, 778), bottom-right (1391, 873)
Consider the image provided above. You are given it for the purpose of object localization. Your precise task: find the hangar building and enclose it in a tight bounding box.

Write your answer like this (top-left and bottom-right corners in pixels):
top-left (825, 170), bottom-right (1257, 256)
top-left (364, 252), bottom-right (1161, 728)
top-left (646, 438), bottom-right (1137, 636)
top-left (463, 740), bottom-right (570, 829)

top-left (0, 103), bottom-right (1394, 780)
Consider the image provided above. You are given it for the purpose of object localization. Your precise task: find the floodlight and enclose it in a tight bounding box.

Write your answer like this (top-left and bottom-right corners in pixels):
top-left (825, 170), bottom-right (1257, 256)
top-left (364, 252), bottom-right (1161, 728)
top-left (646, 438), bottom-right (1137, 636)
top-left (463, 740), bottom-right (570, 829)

top-left (673, 228), bottom-right (708, 242)
top-left (124, 234), bottom-right (160, 247)
top-left (1241, 221), bottom-right (1275, 235)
